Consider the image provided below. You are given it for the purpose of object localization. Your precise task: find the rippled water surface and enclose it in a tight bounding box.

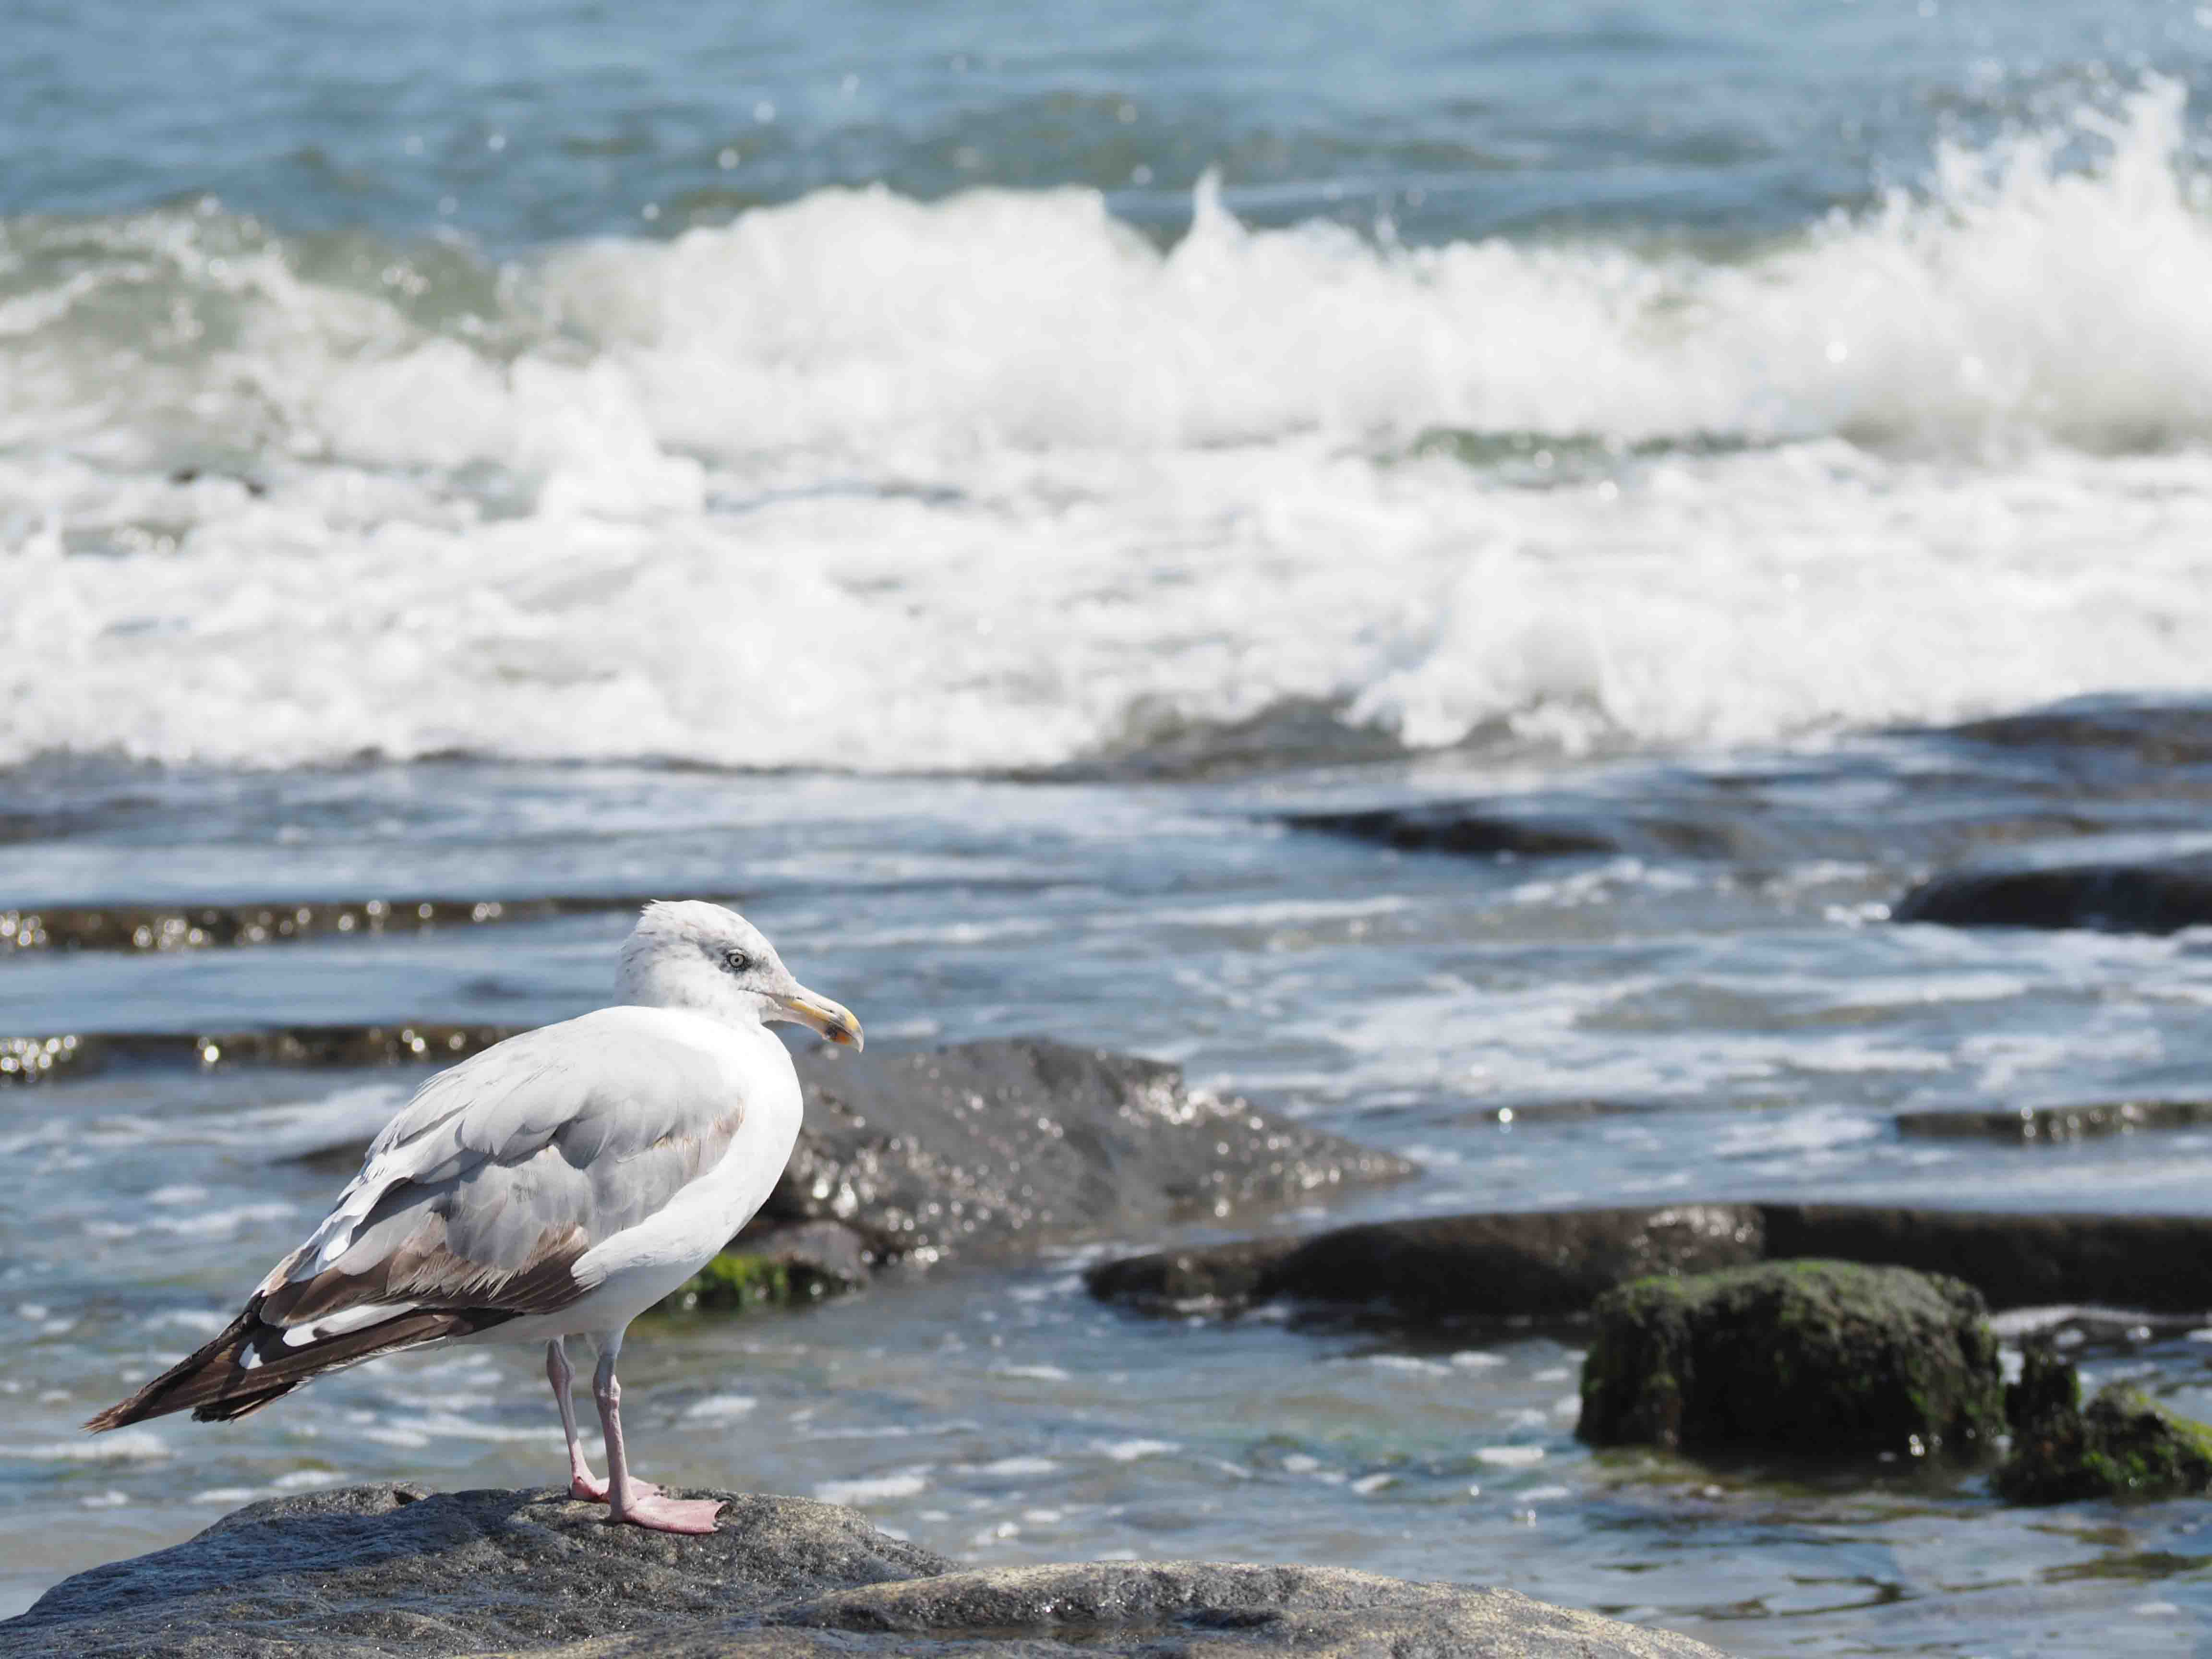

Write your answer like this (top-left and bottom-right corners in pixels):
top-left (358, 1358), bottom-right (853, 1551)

top-left (7, 749), bottom-right (2212, 1656)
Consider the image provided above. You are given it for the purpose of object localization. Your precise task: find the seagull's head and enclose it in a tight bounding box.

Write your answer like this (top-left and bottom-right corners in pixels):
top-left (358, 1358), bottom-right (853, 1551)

top-left (618, 900), bottom-right (864, 1049)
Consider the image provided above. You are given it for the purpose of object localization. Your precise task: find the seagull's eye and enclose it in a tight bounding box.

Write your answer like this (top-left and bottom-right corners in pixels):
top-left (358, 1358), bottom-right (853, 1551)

top-left (720, 948), bottom-right (754, 976)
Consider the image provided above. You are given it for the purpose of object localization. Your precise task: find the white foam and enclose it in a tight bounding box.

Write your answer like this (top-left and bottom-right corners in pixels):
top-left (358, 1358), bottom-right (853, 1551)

top-left (971, 1455), bottom-right (1058, 1477)
top-left (2, 1429), bottom-right (168, 1463)
top-left (1475, 1446), bottom-right (1546, 1468)
top-left (1094, 1437), bottom-right (1177, 1462)
top-left (1366, 1354), bottom-right (1451, 1376)
top-left (11, 86), bottom-right (2212, 771)
top-left (681, 1393), bottom-right (758, 1422)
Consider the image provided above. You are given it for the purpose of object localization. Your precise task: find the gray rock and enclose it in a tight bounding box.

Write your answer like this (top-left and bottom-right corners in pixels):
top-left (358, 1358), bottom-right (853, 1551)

top-left (1087, 1205), bottom-right (1767, 1317)
top-left (1892, 835), bottom-right (2212, 933)
top-left (2, 1024), bottom-right (535, 1089)
top-left (1286, 803), bottom-right (1624, 858)
top-left (0, 894), bottom-right (671, 955)
top-left (769, 1039), bottom-right (1413, 1261)
top-left (0, 1484), bottom-right (1731, 1659)
top-left (1577, 1261), bottom-right (2006, 1462)
top-left (1091, 1202), bottom-right (2212, 1322)
top-left (1759, 1204), bottom-right (2212, 1312)
top-left (1894, 1099), bottom-right (2212, 1142)
top-left (757, 1561), bottom-right (1731, 1658)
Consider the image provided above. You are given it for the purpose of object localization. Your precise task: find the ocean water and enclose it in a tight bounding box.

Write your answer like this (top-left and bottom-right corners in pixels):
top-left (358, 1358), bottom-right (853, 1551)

top-left (11, 3), bottom-right (2212, 1654)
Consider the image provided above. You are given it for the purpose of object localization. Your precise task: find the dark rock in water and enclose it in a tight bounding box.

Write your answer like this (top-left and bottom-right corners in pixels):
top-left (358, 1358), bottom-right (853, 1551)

top-left (769, 1039), bottom-right (1413, 1261)
top-left (1894, 1100), bottom-right (2212, 1142)
top-left (1287, 802), bottom-right (1623, 858)
top-left (1086, 1204), bottom-right (1765, 1317)
top-left (0, 1483), bottom-right (1731, 1659)
top-left (1093, 1202), bottom-right (2212, 1323)
top-left (1947, 697), bottom-right (2212, 766)
top-left (1759, 1205), bottom-right (2212, 1313)
top-left (1997, 1348), bottom-right (2212, 1504)
top-left (0, 894), bottom-right (683, 955)
top-left (1892, 837), bottom-right (2212, 933)
top-left (656, 1221), bottom-right (875, 1312)
top-left (1577, 1261), bottom-right (2005, 1462)
top-left (2, 1023), bottom-right (530, 1088)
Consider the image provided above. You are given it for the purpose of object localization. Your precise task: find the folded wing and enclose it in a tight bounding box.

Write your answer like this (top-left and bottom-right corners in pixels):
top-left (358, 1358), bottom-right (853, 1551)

top-left (88, 1010), bottom-right (745, 1430)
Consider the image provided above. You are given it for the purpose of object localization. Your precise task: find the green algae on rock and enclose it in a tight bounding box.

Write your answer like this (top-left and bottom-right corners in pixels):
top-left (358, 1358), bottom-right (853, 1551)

top-left (655, 1223), bottom-right (873, 1314)
top-left (1997, 1346), bottom-right (2212, 1503)
top-left (1578, 1260), bottom-right (2005, 1463)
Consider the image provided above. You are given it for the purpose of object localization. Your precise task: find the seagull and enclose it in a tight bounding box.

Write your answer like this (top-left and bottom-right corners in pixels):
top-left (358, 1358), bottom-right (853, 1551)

top-left (87, 901), bottom-right (861, 1534)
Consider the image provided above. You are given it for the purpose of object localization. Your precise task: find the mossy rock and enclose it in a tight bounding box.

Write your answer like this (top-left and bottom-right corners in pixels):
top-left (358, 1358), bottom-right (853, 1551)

top-left (655, 1249), bottom-right (859, 1314)
top-left (1996, 1346), bottom-right (2212, 1503)
top-left (1577, 1259), bottom-right (2004, 1462)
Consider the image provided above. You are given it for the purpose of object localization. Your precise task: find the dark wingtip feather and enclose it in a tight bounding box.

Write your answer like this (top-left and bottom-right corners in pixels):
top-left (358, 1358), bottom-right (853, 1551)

top-left (86, 1297), bottom-right (513, 1435)
top-left (86, 1302), bottom-right (264, 1431)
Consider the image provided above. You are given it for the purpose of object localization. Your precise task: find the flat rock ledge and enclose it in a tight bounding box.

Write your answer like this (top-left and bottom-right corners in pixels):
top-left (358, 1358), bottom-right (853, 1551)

top-left (0, 1484), bottom-right (1731, 1659)
top-left (1088, 1203), bottom-right (2212, 1321)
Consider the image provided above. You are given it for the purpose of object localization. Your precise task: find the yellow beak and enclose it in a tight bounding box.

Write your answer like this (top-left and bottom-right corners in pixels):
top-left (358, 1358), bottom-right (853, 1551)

top-left (775, 987), bottom-right (864, 1051)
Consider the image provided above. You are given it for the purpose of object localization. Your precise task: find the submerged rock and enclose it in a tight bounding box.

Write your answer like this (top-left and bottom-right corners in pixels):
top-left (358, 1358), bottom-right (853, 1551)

top-left (1286, 802), bottom-right (1623, 858)
top-left (1892, 837), bottom-right (2212, 933)
top-left (1091, 1202), bottom-right (2212, 1322)
top-left (1996, 1348), bottom-right (2212, 1504)
top-left (1577, 1261), bottom-right (2005, 1462)
top-left (1893, 1100), bottom-right (2212, 1142)
top-left (0, 1483), bottom-right (1733, 1659)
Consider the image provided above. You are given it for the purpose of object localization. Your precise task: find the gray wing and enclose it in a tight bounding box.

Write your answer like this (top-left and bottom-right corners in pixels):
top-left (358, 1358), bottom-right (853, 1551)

top-left (84, 1008), bottom-right (753, 1431)
top-left (260, 1007), bottom-right (746, 1330)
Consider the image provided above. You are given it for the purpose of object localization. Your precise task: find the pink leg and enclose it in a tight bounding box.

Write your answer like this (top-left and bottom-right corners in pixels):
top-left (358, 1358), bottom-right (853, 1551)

top-left (592, 1330), bottom-right (721, 1534)
top-left (547, 1339), bottom-right (614, 1502)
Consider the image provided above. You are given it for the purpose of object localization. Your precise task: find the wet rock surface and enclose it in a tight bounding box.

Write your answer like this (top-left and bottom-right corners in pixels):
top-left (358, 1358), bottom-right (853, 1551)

top-left (1577, 1261), bottom-right (2006, 1462)
top-left (763, 1039), bottom-right (1414, 1262)
top-left (1286, 802), bottom-right (1628, 859)
top-left (3, 1024), bottom-right (532, 1088)
top-left (1997, 1348), bottom-right (2212, 1504)
top-left (0, 1483), bottom-right (1732, 1659)
top-left (1892, 836), bottom-right (2212, 933)
top-left (657, 1221), bottom-right (876, 1312)
top-left (0, 894), bottom-right (685, 955)
top-left (1759, 1205), bottom-right (2212, 1313)
top-left (1893, 1099), bottom-right (2212, 1141)
top-left (1086, 1204), bottom-right (1764, 1318)
top-left (1091, 1203), bottom-right (2212, 1321)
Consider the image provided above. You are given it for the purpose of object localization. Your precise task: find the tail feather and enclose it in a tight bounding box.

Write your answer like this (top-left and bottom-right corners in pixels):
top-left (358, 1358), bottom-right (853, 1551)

top-left (85, 1296), bottom-right (514, 1432)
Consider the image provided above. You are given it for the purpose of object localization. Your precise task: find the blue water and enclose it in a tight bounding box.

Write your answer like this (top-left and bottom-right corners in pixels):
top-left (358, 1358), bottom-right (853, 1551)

top-left (12, 0), bottom-right (2211, 245)
top-left (12, 3), bottom-right (2212, 1654)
